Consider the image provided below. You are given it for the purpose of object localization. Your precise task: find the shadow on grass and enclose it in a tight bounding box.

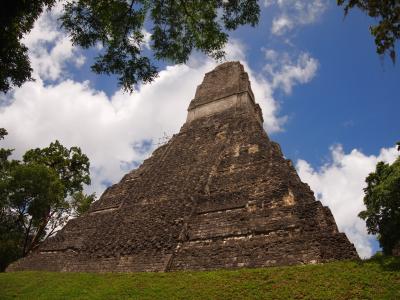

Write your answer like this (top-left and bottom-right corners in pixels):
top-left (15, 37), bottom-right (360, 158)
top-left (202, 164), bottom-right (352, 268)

top-left (367, 255), bottom-right (400, 272)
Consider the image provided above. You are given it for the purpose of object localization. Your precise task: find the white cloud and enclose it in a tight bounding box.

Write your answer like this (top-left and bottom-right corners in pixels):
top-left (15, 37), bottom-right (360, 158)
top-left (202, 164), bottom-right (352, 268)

top-left (297, 145), bottom-right (398, 258)
top-left (263, 1), bottom-right (323, 97)
top-left (1, 65), bottom-right (205, 196)
top-left (264, 49), bottom-right (279, 61)
top-left (22, 3), bottom-right (85, 81)
top-left (265, 0), bottom-right (328, 36)
top-left (263, 50), bottom-right (319, 94)
top-left (140, 29), bottom-right (152, 50)
top-left (0, 31), bottom-right (288, 198)
top-left (271, 15), bottom-right (294, 36)
top-left (263, 0), bottom-right (275, 8)
top-left (1, 5), bottom-right (318, 212)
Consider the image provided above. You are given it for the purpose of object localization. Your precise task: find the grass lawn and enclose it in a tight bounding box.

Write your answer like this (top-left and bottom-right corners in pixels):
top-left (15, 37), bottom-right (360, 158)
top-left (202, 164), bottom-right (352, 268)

top-left (1, 256), bottom-right (399, 299)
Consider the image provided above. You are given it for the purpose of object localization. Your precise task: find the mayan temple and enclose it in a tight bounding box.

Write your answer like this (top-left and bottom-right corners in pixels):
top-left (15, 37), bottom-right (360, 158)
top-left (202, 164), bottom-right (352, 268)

top-left (8, 62), bottom-right (358, 272)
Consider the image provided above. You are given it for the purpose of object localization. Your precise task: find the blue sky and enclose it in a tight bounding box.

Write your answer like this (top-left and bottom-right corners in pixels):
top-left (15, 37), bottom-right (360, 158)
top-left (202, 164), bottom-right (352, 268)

top-left (0, 1), bottom-right (399, 258)
top-left (231, 2), bottom-right (399, 165)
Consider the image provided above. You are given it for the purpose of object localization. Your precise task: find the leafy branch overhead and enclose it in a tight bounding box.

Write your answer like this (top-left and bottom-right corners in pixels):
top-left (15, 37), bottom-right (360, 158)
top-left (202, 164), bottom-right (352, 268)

top-left (61, 0), bottom-right (259, 92)
top-left (0, 0), bottom-right (57, 93)
top-left (1, 1), bottom-right (398, 94)
top-left (338, 0), bottom-right (400, 62)
top-left (0, 0), bottom-right (259, 94)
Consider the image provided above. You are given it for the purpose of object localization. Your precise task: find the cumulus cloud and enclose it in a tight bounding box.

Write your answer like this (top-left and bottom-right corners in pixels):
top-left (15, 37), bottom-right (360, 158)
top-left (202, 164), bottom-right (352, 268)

top-left (263, 0), bottom-right (274, 7)
top-left (22, 3), bottom-right (85, 81)
top-left (0, 18), bottom-right (288, 198)
top-left (140, 29), bottom-right (152, 50)
top-left (0, 66), bottom-right (207, 195)
top-left (263, 49), bottom-right (319, 94)
top-left (265, 0), bottom-right (328, 36)
top-left (262, 1), bottom-right (322, 98)
top-left (297, 145), bottom-right (398, 258)
top-left (0, 4), bottom-right (319, 204)
top-left (271, 15), bottom-right (294, 36)
top-left (0, 45), bottom-right (289, 195)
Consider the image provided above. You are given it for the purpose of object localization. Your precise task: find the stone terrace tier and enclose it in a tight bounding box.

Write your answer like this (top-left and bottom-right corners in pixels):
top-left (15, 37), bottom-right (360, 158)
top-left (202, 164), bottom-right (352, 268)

top-left (8, 62), bottom-right (358, 272)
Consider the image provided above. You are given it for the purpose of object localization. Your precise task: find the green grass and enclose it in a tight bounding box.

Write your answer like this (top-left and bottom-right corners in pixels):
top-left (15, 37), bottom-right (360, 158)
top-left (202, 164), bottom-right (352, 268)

top-left (1, 256), bottom-right (399, 299)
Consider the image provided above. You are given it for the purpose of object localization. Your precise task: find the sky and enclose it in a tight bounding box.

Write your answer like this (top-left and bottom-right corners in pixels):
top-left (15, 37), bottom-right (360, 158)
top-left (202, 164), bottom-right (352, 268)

top-left (0, 0), bottom-right (399, 259)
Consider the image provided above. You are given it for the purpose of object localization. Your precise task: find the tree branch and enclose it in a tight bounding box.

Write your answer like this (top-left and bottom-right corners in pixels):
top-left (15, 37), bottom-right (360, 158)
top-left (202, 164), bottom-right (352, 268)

top-left (22, 218), bottom-right (32, 257)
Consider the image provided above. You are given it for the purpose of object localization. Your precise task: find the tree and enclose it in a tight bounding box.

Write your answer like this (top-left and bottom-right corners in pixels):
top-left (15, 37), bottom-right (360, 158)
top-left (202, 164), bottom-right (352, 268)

top-left (359, 142), bottom-right (400, 255)
top-left (6, 163), bottom-right (66, 256)
top-left (1, 0), bottom-right (260, 94)
top-left (71, 191), bottom-right (96, 217)
top-left (23, 140), bottom-right (91, 198)
top-left (0, 0), bottom-right (57, 93)
top-left (0, 129), bottom-right (24, 271)
top-left (0, 212), bottom-right (24, 272)
top-left (337, 0), bottom-right (400, 62)
top-left (0, 130), bottom-right (94, 270)
top-left (0, 129), bottom-right (21, 271)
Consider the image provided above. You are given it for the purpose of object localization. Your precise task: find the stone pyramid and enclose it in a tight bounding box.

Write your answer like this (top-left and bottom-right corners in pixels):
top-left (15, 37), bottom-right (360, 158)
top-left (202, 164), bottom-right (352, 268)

top-left (9, 62), bottom-right (358, 272)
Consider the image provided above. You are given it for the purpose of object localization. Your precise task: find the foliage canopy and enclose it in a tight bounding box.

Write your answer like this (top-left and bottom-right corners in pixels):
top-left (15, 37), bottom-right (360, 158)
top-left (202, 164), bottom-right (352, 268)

top-left (359, 143), bottom-right (400, 254)
top-left (1, 0), bottom-right (259, 93)
top-left (2, 1), bottom-right (398, 94)
top-left (0, 129), bottom-right (94, 270)
top-left (338, 0), bottom-right (400, 62)
top-left (0, 0), bottom-right (57, 93)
